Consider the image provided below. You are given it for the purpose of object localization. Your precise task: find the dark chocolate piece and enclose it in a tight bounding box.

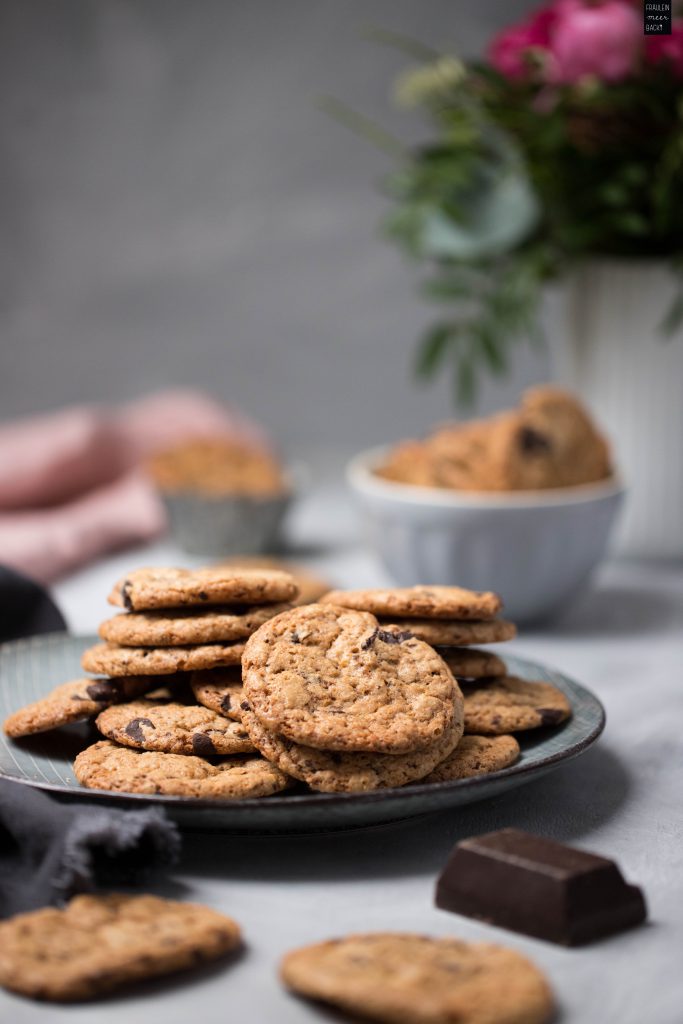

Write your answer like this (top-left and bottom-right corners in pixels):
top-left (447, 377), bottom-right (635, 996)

top-left (361, 627), bottom-right (412, 650)
top-left (519, 427), bottom-right (552, 454)
top-left (85, 680), bottom-right (120, 703)
top-left (191, 732), bottom-right (217, 757)
top-left (435, 828), bottom-right (646, 946)
top-left (124, 718), bottom-right (155, 744)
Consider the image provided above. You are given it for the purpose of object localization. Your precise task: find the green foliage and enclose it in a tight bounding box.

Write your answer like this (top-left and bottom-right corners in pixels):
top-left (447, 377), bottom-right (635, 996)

top-left (332, 38), bottom-right (683, 404)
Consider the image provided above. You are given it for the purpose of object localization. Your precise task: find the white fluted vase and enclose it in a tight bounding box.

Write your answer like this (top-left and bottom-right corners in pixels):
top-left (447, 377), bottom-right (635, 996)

top-left (554, 259), bottom-right (683, 557)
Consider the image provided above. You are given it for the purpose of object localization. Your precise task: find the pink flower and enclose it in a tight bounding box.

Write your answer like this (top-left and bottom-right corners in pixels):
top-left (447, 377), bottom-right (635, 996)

top-left (488, 6), bottom-right (557, 80)
top-left (489, 1), bottom-right (642, 85)
top-left (645, 20), bottom-right (683, 78)
top-left (551, 0), bottom-right (642, 83)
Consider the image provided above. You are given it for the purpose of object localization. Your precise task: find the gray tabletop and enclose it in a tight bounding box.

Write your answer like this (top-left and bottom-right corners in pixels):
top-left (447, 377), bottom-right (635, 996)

top-left (2, 474), bottom-right (682, 1023)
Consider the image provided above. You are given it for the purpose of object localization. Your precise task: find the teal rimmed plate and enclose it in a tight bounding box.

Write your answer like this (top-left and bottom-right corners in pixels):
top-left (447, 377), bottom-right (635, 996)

top-left (0, 634), bottom-right (605, 833)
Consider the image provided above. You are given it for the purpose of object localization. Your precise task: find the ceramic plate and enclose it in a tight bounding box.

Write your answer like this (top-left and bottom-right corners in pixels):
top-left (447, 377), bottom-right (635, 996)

top-left (0, 633), bottom-right (605, 833)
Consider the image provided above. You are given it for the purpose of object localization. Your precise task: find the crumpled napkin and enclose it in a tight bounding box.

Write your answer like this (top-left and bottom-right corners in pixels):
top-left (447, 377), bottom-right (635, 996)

top-left (0, 778), bottom-right (180, 918)
top-left (0, 568), bottom-right (181, 918)
top-left (0, 565), bottom-right (66, 644)
top-left (0, 389), bottom-right (272, 583)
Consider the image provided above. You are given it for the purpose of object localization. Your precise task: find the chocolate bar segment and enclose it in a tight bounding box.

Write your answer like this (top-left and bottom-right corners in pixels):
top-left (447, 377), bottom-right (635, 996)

top-left (435, 828), bottom-right (646, 946)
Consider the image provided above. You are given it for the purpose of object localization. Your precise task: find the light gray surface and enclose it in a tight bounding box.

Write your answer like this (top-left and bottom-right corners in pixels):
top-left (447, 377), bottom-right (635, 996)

top-left (2, 471), bottom-right (682, 1022)
top-left (0, 0), bottom-right (545, 447)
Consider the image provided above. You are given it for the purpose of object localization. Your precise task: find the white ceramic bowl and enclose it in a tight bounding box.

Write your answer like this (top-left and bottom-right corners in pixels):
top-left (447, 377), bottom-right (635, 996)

top-left (348, 446), bottom-right (626, 624)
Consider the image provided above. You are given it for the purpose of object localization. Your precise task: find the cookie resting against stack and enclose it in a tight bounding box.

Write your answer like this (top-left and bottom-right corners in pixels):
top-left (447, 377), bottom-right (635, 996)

top-left (3, 572), bottom-right (572, 798)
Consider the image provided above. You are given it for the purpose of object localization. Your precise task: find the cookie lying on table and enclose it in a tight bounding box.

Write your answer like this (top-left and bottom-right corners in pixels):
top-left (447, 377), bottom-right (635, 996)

top-left (0, 894), bottom-right (241, 1002)
top-left (281, 932), bottom-right (555, 1024)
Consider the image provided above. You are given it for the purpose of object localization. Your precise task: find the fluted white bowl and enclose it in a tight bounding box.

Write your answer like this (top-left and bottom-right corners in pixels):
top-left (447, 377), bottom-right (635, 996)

top-left (347, 446), bottom-right (625, 624)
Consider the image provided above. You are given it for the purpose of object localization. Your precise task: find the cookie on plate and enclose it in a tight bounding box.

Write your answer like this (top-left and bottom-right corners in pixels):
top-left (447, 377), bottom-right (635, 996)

top-left (81, 641), bottom-right (244, 677)
top-left (99, 603), bottom-right (292, 647)
top-left (74, 740), bottom-right (291, 799)
top-left (191, 668), bottom-right (245, 721)
top-left (241, 705), bottom-right (463, 793)
top-left (217, 555), bottom-right (332, 606)
top-left (242, 604), bottom-right (460, 754)
top-left (95, 700), bottom-right (254, 756)
top-left (108, 566), bottom-right (298, 611)
top-left (379, 618), bottom-right (516, 647)
top-left (421, 734), bottom-right (520, 783)
top-left (0, 893), bottom-right (241, 1002)
top-left (435, 647), bottom-right (507, 679)
top-left (3, 676), bottom-right (161, 738)
top-left (463, 676), bottom-right (572, 734)
top-left (280, 932), bottom-right (554, 1024)
top-left (320, 585), bottom-right (502, 621)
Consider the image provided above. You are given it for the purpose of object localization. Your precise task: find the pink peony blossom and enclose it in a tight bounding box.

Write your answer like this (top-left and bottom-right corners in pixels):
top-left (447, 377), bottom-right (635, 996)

top-left (488, 5), bottom-right (557, 80)
top-left (489, 0), bottom-right (642, 85)
top-left (645, 20), bottom-right (683, 78)
top-left (551, 0), bottom-right (642, 83)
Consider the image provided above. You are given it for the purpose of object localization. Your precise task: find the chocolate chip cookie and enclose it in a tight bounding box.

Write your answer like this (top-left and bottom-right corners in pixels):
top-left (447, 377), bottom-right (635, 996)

top-left (280, 933), bottom-right (554, 1024)
top-left (320, 585), bottom-right (502, 621)
top-left (108, 566), bottom-right (298, 611)
top-left (435, 647), bottom-right (507, 679)
top-left (3, 676), bottom-right (161, 737)
top-left (96, 700), bottom-right (254, 755)
top-left (378, 618), bottom-right (516, 646)
top-left (74, 740), bottom-right (291, 798)
top-left (375, 385), bottom-right (611, 493)
top-left (191, 668), bottom-right (245, 721)
top-left (218, 555), bottom-right (331, 606)
top-left (242, 604), bottom-right (460, 754)
top-left (486, 386), bottom-right (612, 490)
top-left (0, 894), bottom-right (241, 1001)
top-left (421, 734), bottom-right (520, 783)
top-left (99, 603), bottom-right (292, 647)
top-left (463, 676), bottom-right (572, 734)
top-left (81, 641), bottom-right (244, 676)
top-left (241, 705), bottom-right (463, 793)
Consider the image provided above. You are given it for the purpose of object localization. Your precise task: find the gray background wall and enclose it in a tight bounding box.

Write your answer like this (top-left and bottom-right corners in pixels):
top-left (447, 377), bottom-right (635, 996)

top-left (0, 0), bottom-right (546, 452)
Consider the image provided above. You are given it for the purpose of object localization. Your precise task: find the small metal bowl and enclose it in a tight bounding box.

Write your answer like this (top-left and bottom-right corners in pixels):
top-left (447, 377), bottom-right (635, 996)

top-left (162, 487), bottom-right (292, 557)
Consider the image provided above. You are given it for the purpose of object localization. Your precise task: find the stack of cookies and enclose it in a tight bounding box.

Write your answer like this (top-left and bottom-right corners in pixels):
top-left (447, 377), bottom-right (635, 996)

top-left (73, 567), bottom-right (302, 799)
top-left (319, 583), bottom-right (516, 677)
top-left (4, 567), bottom-right (299, 800)
top-left (4, 573), bottom-right (572, 800)
top-left (236, 602), bottom-right (467, 792)
top-left (193, 587), bottom-right (568, 792)
top-left (318, 586), bottom-right (571, 777)
top-left (81, 566), bottom-right (298, 678)
top-left (223, 589), bottom-right (560, 794)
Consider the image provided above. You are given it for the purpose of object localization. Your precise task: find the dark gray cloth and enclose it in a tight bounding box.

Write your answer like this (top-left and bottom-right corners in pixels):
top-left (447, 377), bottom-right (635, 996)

top-left (0, 778), bottom-right (180, 918)
top-left (0, 564), bottom-right (66, 643)
top-left (0, 567), bottom-right (181, 918)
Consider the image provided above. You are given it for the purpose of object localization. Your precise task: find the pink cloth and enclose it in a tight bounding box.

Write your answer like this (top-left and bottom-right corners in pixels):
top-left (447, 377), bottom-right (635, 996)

top-left (0, 390), bottom-right (272, 584)
top-left (0, 473), bottom-right (165, 584)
